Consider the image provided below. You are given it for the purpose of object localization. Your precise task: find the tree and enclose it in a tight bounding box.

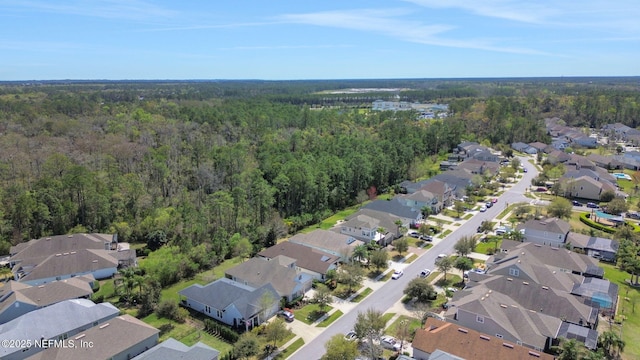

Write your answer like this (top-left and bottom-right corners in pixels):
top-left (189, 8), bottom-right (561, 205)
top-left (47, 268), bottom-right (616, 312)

top-left (514, 204), bottom-right (531, 218)
top-left (258, 291), bottom-right (277, 324)
top-left (338, 263), bottom-right (365, 294)
top-left (453, 201), bottom-right (466, 218)
top-left (421, 205), bottom-right (432, 220)
top-left (351, 244), bottom-right (369, 265)
top-left (395, 319), bottom-right (411, 354)
top-left (418, 223), bottom-right (431, 238)
top-left (313, 283), bottom-right (333, 313)
top-left (233, 236), bottom-right (253, 261)
top-left (453, 236), bottom-right (477, 258)
top-left (454, 257), bottom-right (473, 283)
top-left (322, 334), bottom-right (358, 360)
top-left (435, 256), bottom-right (454, 281)
top-left (393, 237), bottom-right (409, 255)
top-left (555, 338), bottom-right (580, 360)
top-left (354, 308), bottom-right (386, 360)
top-left (600, 190), bottom-right (616, 202)
top-left (606, 197), bottom-right (628, 215)
top-left (370, 248), bottom-right (389, 272)
top-left (510, 158), bottom-right (521, 171)
top-left (403, 277), bottom-right (437, 303)
top-left (598, 329), bottom-right (625, 358)
top-left (234, 332), bottom-right (260, 360)
top-left (547, 198), bottom-right (573, 219)
top-left (264, 318), bottom-right (289, 348)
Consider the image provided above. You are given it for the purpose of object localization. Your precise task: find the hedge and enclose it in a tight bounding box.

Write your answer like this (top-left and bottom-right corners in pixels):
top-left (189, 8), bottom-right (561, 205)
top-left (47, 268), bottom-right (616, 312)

top-left (579, 213), bottom-right (640, 233)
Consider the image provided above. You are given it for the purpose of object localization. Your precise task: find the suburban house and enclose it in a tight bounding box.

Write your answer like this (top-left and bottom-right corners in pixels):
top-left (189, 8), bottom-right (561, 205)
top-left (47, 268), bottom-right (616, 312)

top-left (586, 153), bottom-right (623, 170)
top-left (0, 299), bottom-right (119, 360)
top-left (257, 241), bottom-right (339, 280)
top-left (613, 154), bottom-right (640, 170)
top-left (566, 232), bottom-right (619, 262)
top-left (0, 276), bottom-right (93, 324)
top-left (492, 241), bottom-right (605, 279)
top-left (27, 315), bottom-right (160, 360)
top-left (571, 277), bottom-right (619, 315)
top-left (396, 190), bottom-right (439, 215)
top-left (420, 179), bottom-right (455, 209)
top-left (528, 142), bottom-right (549, 153)
top-left (516, 218), bottom-right (570, 247)
top-left (412, 318), bottom-right (554, 360)
top-left (456, 159), bottom-right (500, 176)
top-left (547, 150), bottom-right (571, 164)
top-left (566, 154), bottom-right (598, 171)
top-left (561, 176), bottom-right (615, 201)
top-left (288, 229), bottom-right (362, 262)
top-left (133, 338), bottom-right (219, 360)
top-left (431, 170), bottom-right (474, 199)
top-left (339, 209), bottom-right (404, 246)
top-left (551, 139), bottom-right (570, 151)
top-left (179, 278), bottom-right (280, 330)
top-left (464, 275), bottom-right (599, 329)
top-left (362, 198), bottom-right (423, 225)
top-left (511, 142), bottom-right (537, 154)
top-left (443, 281), bottom-right (562, 352)
top-left (224, 256), bottom-right (313, 302)
top-left (9, 233), bottom-right (135, 286)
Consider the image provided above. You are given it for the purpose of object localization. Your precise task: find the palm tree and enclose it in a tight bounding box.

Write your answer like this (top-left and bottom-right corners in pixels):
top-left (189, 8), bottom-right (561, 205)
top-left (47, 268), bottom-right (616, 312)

top-left (598, 329), bottom-right (625, 358)
top-left (351, 244), bottom-right (369, 265)
top-left (554, 338), bottom-right (581, 360)
top-left (421, 206), bottom-right (432, 222)
top-left (376, 227), bottom-right (386, 246)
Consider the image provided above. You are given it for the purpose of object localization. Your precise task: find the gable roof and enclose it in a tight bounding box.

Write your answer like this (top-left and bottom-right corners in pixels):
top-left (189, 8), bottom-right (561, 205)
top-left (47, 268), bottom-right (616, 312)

top-left (257, 242), bottom-right (339, 275)
top-left (362, 198), bottom-right (422, 220)
top-left (571, 277), bottom-right (619, 308)
top-left (467, 276), bottom-right (598, 326)
top-left (529, 142), bottom-right (549, 151)
top-left (0, 277), bottom-right (93, 317)
top-left (0, 299), bottom-right (119, 359)
top-left (288, 229), bottom-right (362, 257)
top-left (567, 232), bottom-right (619, 253)
top-left (16, 248), bottom-right (118, 282)
top-left (413, 318), bottom-right (554, 360)
top-left (178, 278), bottom-right (279, 320)
top-left (518, 217), bottom-right (570, 236)
top-left (224, 257), bottom-right (307, 298)
top-left (133, 338), bottom-right (219, 360)
top-left (27, 314), bottom-right (160, 360)
top-left (343, 209), bottom-right (404, 234)
top-left (10, 233), bottom-right (114, 261)
top-left (557, 322), bottom-right (599, 350)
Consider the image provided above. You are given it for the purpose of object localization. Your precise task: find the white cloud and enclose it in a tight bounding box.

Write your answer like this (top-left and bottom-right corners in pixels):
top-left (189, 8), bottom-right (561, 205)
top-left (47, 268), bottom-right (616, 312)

top-left (2, 0), bottom-right (177, 21)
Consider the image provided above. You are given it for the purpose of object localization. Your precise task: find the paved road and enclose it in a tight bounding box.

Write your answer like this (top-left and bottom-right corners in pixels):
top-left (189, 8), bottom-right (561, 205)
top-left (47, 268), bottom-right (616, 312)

top-left (288, 156), bottom-right (539, 360)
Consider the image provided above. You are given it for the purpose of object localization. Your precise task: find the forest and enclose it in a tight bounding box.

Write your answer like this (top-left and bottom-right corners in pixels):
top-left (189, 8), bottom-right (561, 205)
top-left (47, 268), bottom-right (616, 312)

top-left (0, 77), bottom-right (639, 263)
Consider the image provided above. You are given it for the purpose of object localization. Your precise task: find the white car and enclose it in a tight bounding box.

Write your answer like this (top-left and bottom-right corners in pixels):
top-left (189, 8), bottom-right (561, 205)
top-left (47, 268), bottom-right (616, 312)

top-left (437, 254), bottom-right (447, 259)
top-left (344, 330), bottom-right (357, 341)
top-left (391, 269), bottom-right (404, 280)
top-left (419, 269), bottom-right (431, 278)
top-left (380, 335), bottom-right (402, 351)
top-left (479, 205), bottom-right (487, 212)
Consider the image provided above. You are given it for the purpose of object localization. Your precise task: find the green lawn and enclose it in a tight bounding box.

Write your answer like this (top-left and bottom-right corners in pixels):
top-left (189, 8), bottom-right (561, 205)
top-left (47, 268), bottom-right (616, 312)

top-left (385, 315), bottom-right (422, 338)
top-left (295, 303), bottom-right (333, 325)
top-left (441, 229), bottom-right (452, 237)
top-left (352, 287), bottom-right (373, 302)
top-left (301, 206), bottom-right (361, 232)
top-left (275, 338), bottom-right (304, 359)
top-left (600, 262), bottom-right (640, 360)
top-left (404, 254), bottom-right (418, 264)
top-left (317, 310), bottom-right (343, 327)
top-left (381, 312), bottom-right (396, 325)
top-left (475, 238), bottom-right (501, 255)
top-left (160, 258), bottom-right (242, 302)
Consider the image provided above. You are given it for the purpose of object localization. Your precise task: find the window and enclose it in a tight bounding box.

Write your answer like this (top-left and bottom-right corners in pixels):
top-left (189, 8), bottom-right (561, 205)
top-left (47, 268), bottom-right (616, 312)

top-left (476, 315), bottom-right (484, 323)
top-left (205, 306), bottom-right (211, 313)
top-left (496, 334), bottom-right (503, 339)
top-left (509, 268), bottom-right (520, 277)
top-left (217, 310), bottom-right (223, 318)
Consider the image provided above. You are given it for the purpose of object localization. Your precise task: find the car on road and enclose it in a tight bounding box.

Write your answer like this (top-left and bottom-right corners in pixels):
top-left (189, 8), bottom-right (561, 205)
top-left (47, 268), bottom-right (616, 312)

top-left (278, 310), bottom-right (295, 322)
top-left (479, 205), bottom-right (487, 212)
top-left (485, 201), bottom-right (493, 208)
top-left (535, 187), bottom-right (547, 192)
top-left (572, 200), bottom-right (583, 207)
top-left (408, 231), bottom-right (420, 238)
top-left (437, 253), bottom-right (447, 259)
top-left (492, 198), bottom-right (498, 203)
top-left (523, 168), bottom-right (528, 173)
top-left (380, 336), bottom-right (402, 351)
top-left (586, 202), bottom-right (599, 208)
top-left (344, 330), bottom-right (357, 341)
top-left (419, 269), bottom-right (431, 278)
top-left (391, 269), bottom-right (404, 280)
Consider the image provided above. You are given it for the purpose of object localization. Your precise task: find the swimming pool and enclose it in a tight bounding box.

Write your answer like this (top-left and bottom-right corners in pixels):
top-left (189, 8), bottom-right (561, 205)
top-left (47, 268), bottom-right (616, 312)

top-left (595, 211), bottom-right (624, 221)
top-left (613, 173), bottom-right (632, 180)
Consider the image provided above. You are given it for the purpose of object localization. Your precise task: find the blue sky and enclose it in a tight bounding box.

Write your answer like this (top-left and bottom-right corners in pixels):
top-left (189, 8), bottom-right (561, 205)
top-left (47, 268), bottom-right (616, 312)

top-left (1, 0), bottom-right (639, 80)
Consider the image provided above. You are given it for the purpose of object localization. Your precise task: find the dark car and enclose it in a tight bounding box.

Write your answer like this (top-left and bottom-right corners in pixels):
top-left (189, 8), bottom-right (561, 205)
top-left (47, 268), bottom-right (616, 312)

top-left (572, 200), bottom-right (583, 207)
top-left (586, 202), bottom-right (599, 208)
top-left (485, 202), bottom-right (493, 208)
top-left (523, 168), bottom-right (528, 173)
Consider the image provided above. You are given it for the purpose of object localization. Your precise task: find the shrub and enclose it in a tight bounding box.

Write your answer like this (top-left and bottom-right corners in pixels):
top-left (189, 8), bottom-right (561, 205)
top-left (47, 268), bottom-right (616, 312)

top-left (157, 300), bottom-right (180, 320)
top-left (579, 213), bottom-right (616, 234)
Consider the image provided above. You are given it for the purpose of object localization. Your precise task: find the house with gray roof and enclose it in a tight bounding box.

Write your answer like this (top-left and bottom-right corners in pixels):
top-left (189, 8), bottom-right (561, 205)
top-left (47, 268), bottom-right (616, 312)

top-left (456, 159), bottom-right (500, 176)
top-left (571, 277), bottom-right (619, 315)
top-left (339, 209), bottom-right (404, 246)
top-left (362, 198), bottom-right (423, 224)
top-left (567, 232), bottom-right (619, 262)
top-left (586, 154), bottom-right (623, 170)
top-left (9, 233), bottom-right (135, 286)
top-left (288, 229), bottom-right (362, 262)
top-left (224, 256), bottom-right (313, 302)
top-left (512, 142), bottom-right (537, 154)
top-left (0, 299), bottom-right (119, 360)
top-left (529, 142), bottom-right (549, 153)
top-left (516, 218), bottom-right (570, 247)
top-left (557, 322), bottom-right (598, 350)
top-left (27, 315), bottom-right (159, 360)
top-left (431, 170), bottom-right (474, 199)
top-left (257, 241), bottom-right (339, 280)
top-left (179, 278), bottom-right (279, 330)
top-left (132, 338), bottom-right (219, 360)
top-left (0, 276), bottom-right (93, 324)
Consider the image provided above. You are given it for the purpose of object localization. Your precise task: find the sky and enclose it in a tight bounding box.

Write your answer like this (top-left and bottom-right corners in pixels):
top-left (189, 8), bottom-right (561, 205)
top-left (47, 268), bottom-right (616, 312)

top-left (1, 0), bottom-right (639, 80)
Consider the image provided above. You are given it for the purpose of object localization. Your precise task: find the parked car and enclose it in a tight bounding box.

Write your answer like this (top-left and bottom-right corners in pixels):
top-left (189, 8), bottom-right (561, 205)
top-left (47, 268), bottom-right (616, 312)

top-left (419, 234), bottom-right (433, 242)
top-left (626, 212), bottom-right (640, 220)
top-left (391, 269), bottom-right (404, 280)
top-left (380, 336), bottom-right (402, 351)
top-left (408, 231), bottom-right (420, 238)
top-left (279, 310), bottom-right (294, 322)
top-left (485, 202), bottom-right (493, 208)
top-left (572, 200), bottom-right (583, 207)
top-left (344, 330), bottom-right (357, 341)
top-left (419, 269), bottom-right (431, 278)
top-left (523, 168), bottom-right (528, 173)
top-left (586, 202), bottom-right (599, 208)
top-left (492, 198), bottom-right (498, 203)
top-left (535, 187), bottom-right (547, 192)
top-left (479, 205), bottom-right (487, 212)
top-left (437, 253), bottom-right (447, 259)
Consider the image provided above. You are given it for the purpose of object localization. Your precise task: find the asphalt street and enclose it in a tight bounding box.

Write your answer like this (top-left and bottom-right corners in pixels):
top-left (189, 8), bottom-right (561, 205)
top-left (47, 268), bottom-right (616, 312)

top-left (288, 156), bottom-right (539, 360)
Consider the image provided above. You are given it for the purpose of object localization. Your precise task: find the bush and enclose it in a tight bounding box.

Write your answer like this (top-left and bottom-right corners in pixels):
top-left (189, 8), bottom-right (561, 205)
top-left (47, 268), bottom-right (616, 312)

top-left (579, 213), bottom-right (616, 234)
top-left (157, 300), bottom-right (180, 320)
top-left (92, 281), bottom-right (100, 292)
top-left (91, 294), bottom-right (104, 303)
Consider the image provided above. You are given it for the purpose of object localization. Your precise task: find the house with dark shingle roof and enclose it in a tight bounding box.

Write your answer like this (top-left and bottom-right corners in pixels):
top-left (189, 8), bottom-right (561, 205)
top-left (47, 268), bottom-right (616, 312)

top-left (512, 142), bottom-right (537, 154)
top-left (224, 256), bottom-right (313, 302)
top-left (571, 277), bottom-right (619, 314)
top-left (288, 229), bottom-right (362, 262)
top-left (339, 209), bottom-right (403, 246)
top-left (132, 337), bottom-right (219, 360)
top-left (516, 217), bottom-right (570, 247)
top-left (27, 314), bottom-right (159, 360)
top-left (257, 241), bottom-right (339, 280)
top-left (567, 232), bottom-right (619, 262)
top-left (412, 318), bottom-right (555, 360)
top-left (0, 276), bottom-right (93, 324)
top-left (179, 278), bottom-right (279, 330)
top-left (362, 198), bottom-right (423, 224)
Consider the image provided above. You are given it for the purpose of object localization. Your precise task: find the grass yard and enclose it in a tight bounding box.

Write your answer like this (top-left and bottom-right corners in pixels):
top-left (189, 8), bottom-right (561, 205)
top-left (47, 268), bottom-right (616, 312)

top-left (463, 213), bottom-right (473, 220)
top-left (274, 338), bottom-right (304, 359)
top-left (295, 303), bottom-right (334, 325)
top-left (600, 262), bottom-right (640, 360)
top-left (352, 287), bottom-right (373, 302)
top-left (475, 238), bottom-right (501, 255)
top-left (142, 313), bottom-right (233, 355)
top-left (441, 229), bottom-right (452, 237)
top-left (404, 254), bottom-right (418, 264)
top-left (160, 258), bottom-right (242, 302)
top-left (317, 310), bottom-right (343, 327)
top-left (302, 207), bottom-right (361, 232)
top-left (385, 315), bottom-right (422, 338)
top-left (381, 312), bottom-right (396, 325)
